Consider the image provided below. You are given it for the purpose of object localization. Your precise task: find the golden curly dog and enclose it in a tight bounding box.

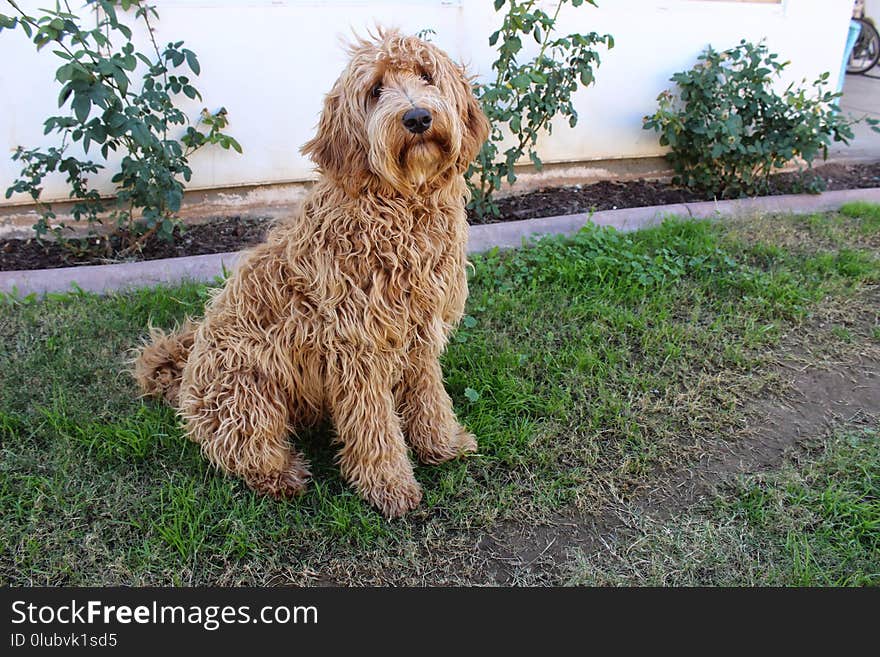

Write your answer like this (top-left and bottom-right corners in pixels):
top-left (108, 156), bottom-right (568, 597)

top-left (134, 29), bottom-right (490, 518)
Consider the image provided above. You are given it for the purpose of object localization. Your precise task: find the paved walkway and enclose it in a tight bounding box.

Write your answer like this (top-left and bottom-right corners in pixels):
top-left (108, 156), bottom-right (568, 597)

top-left (832, 71), bottom-right (880, 161)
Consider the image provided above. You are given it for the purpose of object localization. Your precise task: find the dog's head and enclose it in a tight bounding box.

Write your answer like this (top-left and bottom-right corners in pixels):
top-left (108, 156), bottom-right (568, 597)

top-left (301, 29), bottom-right (490, 196)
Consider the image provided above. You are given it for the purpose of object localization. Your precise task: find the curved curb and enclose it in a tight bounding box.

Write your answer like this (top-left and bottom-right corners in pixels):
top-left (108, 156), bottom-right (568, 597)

top-left (0, 251), bottom-right (243, 297)
top-left (2, 187), bottom-right (879, 296)
top-left (467, 186), bottom-right (880, 253)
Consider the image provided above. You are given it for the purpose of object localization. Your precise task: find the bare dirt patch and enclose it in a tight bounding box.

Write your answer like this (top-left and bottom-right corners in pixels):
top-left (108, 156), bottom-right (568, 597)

top-left (475, 361), bottom-right (879, 585)
top-left (473, 291), bottom-right (880, 585)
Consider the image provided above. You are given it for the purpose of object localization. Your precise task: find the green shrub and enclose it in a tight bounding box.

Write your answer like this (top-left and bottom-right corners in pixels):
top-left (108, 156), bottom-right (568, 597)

top-left (643, 40), bottom-right (855, 198)
top-left (468, 0), bottom-right (613, 221)
top-left (1, 0), bottom-right (240, 251)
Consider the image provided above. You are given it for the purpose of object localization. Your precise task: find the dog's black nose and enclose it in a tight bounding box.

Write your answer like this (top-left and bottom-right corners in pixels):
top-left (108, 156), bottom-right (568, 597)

top-left (402, 107), bottom-right (432, 134)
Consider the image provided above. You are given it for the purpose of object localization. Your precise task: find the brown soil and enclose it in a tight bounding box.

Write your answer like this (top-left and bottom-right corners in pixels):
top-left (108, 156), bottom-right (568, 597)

top-left (0, 216), bottom-right (271, 272)
top-left (2, 161), bottom-right (879, 272)
top-left (485, 161), bottom-right (880, 222)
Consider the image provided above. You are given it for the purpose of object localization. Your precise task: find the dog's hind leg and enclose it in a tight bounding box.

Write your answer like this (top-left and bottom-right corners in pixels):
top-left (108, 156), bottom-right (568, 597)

top-left (327, 353), bottom-right (422, 518)
top-left (133, 320), bottom-right (198, 406)
top-left (398, 345), bottom-right (477, 465)
top-left (180, 349), bottom-right (310, 498)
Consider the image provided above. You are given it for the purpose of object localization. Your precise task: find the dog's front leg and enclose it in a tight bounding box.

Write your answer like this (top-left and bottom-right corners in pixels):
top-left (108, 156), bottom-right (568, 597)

top-left (328, 352), bottom-right (422, 518)
top-left (399, 343), bottom-right (477, 465)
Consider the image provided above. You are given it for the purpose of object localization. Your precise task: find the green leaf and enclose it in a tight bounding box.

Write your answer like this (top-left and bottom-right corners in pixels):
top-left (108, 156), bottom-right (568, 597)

top-left (55, 63), bottom-right (75, 83)
top-left (528, 71), bottom-right (547, 84)
top-left (464, 388), bottom-right (480, 403)
top-left (57, 84), bottom-right (73, 107)
top-left (502, 35), bottom-right (522, 56)
top-left (184, 49), bottom-right (200, 75)
top-left (510, 114), bottom-right (521, 133)
top-left (0, 14), bottom-right (18, 31)
top-left (113, 68), bottom-right (129, 96)
top-left (511, 73), bottom-right (531, 90)
top-left (72, 95), bottom-right (90, 123)
top-left (529, 150), bottom-right (543, 171)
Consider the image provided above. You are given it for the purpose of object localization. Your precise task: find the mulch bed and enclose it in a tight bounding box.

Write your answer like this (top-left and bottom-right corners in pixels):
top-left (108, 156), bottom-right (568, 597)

top-left (1, 217), bottom-right (269, 272)
top-left (2, 161), bottom-right (879, 272)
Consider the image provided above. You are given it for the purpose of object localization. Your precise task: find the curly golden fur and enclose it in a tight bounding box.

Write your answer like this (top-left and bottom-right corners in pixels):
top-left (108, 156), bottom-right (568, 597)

top-left (133, 29), bottom-right (490, 518)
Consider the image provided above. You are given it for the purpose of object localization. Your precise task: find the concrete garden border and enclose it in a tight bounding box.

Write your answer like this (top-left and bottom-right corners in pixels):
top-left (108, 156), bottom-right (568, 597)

top-left (2, 187), bottom-right (879, 296)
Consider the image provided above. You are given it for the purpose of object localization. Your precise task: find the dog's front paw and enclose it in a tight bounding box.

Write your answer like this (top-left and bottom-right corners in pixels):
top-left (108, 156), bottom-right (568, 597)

top-left (452, 426), bottom-right (478, 456)
top-left (364, 476), bottom-right (423, 519)
top-left (246, 459), bottom-right (311, 499)
top-left (414, 424), bottom-right (478, 465)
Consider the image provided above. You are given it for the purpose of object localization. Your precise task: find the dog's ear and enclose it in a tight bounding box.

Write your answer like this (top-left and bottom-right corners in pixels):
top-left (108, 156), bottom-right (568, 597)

top-left (456, 72), bottom-right (491, 172)
top-left (301, 82), bottom-right (370, 194)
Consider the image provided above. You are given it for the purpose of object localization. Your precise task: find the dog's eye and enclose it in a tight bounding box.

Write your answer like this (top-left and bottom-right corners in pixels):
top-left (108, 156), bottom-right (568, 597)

top-left (370, 82), bottom-right (383, 99)
top-left (420, 71), bottom-right (434, 85)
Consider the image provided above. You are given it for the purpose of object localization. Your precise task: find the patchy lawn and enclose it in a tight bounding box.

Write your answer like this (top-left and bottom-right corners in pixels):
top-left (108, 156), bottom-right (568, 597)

top-left (1, 203), bottom-right (878, 586)
top-left (566, 425), bottom-right (880, 586)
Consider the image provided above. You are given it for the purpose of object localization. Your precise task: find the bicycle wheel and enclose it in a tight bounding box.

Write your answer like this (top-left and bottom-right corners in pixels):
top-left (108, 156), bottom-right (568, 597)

top-left (847, 18), bottom-right (880, 74)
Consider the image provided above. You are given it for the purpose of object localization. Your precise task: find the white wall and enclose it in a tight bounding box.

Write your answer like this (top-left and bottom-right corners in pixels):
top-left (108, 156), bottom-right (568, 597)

top-left (0, 0), bottom-right (854, 205)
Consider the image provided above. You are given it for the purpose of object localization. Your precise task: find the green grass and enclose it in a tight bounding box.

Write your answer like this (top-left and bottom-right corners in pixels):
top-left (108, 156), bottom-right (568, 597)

top-left (566, 426), bottom-right (880, 586)
top-left (840, 201), bottom-right (880, 234)
top-left (2, 204), bottom-right (880, 585)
